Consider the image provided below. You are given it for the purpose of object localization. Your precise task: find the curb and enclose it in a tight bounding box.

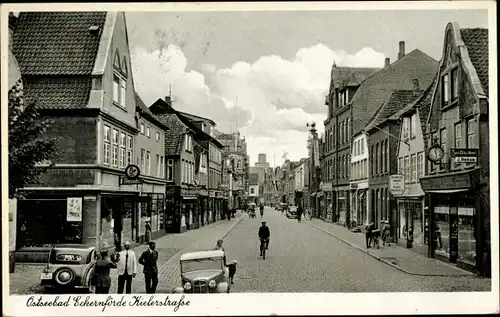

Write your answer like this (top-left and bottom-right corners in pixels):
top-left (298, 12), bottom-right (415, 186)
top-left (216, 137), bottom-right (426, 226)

top-left (306, 220), bottom-right (473, 277)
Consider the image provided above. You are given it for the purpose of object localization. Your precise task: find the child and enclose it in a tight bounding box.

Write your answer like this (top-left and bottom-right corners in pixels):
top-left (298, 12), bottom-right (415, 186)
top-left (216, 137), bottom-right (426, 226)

top-left (226, 260), bottom-right (237, 284)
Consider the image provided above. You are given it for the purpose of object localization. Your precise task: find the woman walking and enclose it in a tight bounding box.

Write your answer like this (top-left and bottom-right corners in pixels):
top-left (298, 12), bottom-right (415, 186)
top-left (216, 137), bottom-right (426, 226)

top-left (92, 250), bottom-right (118, 294)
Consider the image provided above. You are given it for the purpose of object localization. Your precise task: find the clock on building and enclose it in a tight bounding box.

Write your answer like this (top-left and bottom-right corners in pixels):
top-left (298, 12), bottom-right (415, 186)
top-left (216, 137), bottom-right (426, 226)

top-left (427, 144), bottom-right (445, 163)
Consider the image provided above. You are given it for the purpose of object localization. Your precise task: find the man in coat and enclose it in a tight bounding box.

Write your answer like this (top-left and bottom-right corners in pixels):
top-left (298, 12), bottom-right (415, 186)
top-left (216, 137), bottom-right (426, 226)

top-left (117, 241), bottom-right (137, 294)
top-left (139, 241), bottom-right (159, 294)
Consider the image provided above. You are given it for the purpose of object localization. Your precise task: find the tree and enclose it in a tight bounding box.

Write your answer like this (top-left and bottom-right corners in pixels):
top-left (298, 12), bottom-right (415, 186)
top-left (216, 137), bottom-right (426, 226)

top-left (8, 85), bottom-right (58, 199)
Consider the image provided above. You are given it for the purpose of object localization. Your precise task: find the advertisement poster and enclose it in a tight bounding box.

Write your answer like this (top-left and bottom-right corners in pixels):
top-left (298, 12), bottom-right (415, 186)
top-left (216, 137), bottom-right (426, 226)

top-left (66, 197), bottom-right (82, 222)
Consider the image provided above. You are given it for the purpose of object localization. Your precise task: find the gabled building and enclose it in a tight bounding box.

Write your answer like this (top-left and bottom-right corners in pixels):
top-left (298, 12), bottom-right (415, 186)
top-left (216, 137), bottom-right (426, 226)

top-left (349, 132), bottom-right (369, 227)
top-left (420, 23), bottom-right (490, 276)
top-left (12, 12), bottom-right (164, 252)
top-left (248, 173), bottom-right (260, 204)
top-left (365, 85), bottom-right (425, 231)
top-left (294, 158), bottom-right (310, 207)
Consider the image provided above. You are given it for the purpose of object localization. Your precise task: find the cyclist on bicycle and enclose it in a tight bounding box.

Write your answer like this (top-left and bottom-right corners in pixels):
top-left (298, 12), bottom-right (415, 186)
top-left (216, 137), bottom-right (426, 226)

top-left (258, 221), bottom-right (270, 256)
top-left (259, 204), bottom-right (264, 218)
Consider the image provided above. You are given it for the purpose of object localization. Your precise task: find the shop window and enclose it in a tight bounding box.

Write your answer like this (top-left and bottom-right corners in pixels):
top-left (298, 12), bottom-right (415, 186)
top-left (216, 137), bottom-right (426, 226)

top-left (104, 125), bottom-right (110, 165)
top-left (458, 203), bottom-right (476, 264)
top-left (434, 206), bottom-right (450, 256)
top-left (126, 135), bottom-right (133, 166)
top-left (112, 129), bottom-right (118, 167)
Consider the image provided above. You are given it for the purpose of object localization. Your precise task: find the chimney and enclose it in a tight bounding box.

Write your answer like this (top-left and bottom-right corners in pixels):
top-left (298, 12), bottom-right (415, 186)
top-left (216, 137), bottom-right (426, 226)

top-left (398, 41), bottom-right (405, 60)
top-left (385, 57), bottom-right (390, 67)
top-left (164, 96), bottom-right (171, 106)
top-left (412, 79), bottom-right (420, 91)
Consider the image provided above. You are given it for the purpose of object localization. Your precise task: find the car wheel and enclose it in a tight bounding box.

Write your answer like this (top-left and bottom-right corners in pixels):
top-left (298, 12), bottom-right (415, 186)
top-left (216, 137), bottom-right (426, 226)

top-left (54, 267), bottom-right (76, 287)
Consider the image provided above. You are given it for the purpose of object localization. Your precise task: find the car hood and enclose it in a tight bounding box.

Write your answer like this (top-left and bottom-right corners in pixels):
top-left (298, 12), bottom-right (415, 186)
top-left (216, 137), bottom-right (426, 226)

top-left (182, 270), bottom-right (222, 281)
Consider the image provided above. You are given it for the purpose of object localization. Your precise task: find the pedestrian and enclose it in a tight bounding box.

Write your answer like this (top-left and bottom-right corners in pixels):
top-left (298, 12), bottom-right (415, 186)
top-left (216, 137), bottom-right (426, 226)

top-left (226, 260), bottom-right (237, 284)
top-left (145, 220), bottom-right (152, 244)
top-left (116, 241), bottom-right (137, 294)
top-left (365, 222), bottom-right (374, 248)
top-left (382, 220), bottom-right (392, 246)
top-left (297, 205), bottom-right (304, 222)
top-left (138, 241), bottom-right (159, 294)
top-left (92, 250), bottom-right (118, 294)
top-left (213, 239), bottom-right (227, 265)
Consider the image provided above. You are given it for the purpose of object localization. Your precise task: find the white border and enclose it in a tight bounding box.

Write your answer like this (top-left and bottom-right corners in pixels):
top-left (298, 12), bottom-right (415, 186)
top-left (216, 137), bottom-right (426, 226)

top-left (1, 1), bottom-right (498, 316)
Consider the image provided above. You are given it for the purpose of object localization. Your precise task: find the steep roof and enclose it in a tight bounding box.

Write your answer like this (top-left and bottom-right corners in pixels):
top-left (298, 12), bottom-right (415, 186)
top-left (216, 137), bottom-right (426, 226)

top-left (331, 66), bottom-right (381, 88)
top-left (12, 12), bottom-right (107, 110)
top-left (155, 113), bottom-right (187, 156)
top-left (365, 89), bottom-right (423, 132)
top-left (460, 28), bottom-right (489, 97)
top-left (176, 112), bottom-right (224, 148)
top-left (352, 49), bottom-right (438, 134)
top-left (134, 92), bottom-right (168, 130)
top-left (177, 111), bottom-right (216, 126)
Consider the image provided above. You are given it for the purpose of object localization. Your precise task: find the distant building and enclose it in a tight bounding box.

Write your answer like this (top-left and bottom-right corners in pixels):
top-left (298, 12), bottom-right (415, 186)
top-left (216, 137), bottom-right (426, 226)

top-left (248, 173), bottom-right (260, 204)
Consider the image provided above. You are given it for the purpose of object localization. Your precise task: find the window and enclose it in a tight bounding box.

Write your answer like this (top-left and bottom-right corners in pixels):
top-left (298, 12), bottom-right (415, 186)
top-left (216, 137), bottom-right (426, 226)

top-left (385, 140), bottom-right (389, 173)
top-left (451, 68), bottom-right (459, 100)
top-left (417, 152), bottom-right (424, 178)
top-left (404, 156), bottom-right (410, 183)
top-left (411, 154), bottom-right (417, 183)
top-left (119, 132), bottom-right (126, 168)
top-left (160, 156), bottom-right (164, 178)
top-left (410, 114), bottom-right (417, 139)
top-left (402, 117), bottom-right (410, 140)
top-left (104, 125), bottom-right (111, 165)
top-left (146, 151), bottom-right (151, 175)
top-left (250, 188), bottom-right (255, 195)
top-left (140, 123), bottom-right (145, 134)
top-left (339, 122), bottom-right (343, 144)
top-left (126, 136), bottom-right (133, 165)
top-left (371, 145), bottom-right (375, 176)
top-left (141, 149), bottom-right (145, 172)
top-left (376, 144), bottom-right (379, 174)
top-left (381, 142), bottom-right (385, 173)
top-left (398, 157), bottom-right (404, 175)
top-left (113, 75), bottom-right (119, 104)
top-left (442, 73), bottom-right (449, 104)
top-left (361, 139), bottom-right (364, 154)
top-left (467, 119), bottom-right (477, 148)
top-left (146, 127), bottom-right (151, 138)
top-left (112, 129), bottom-right (118, 167)
top-left (167, 157), bottom-right (174, 181)
top-left (156, 132), bottom-right (160, 142)
top-left (119, 78), bottom-right (126, 108)
top-left (455, 123), bottom-right (462, 148)
top-left (346, 118), bottom-right (350, 140)
top-left (347, 155), bottom-right (350, 177)
top-left (440, 128), bottom-right (447, 164)
top-left (156, 154), bottom-right (160, 177)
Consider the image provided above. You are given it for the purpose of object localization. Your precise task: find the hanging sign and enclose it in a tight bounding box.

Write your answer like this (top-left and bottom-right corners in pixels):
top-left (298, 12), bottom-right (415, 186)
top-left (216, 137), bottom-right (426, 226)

top-left (389, 175), bottom-right (405, 196)
top-left (450, 148), bottom-right (478, 163)
top-left (67, 197), bottom-right (83, 222)
top-left (120, 164), bottom-right (143, 185)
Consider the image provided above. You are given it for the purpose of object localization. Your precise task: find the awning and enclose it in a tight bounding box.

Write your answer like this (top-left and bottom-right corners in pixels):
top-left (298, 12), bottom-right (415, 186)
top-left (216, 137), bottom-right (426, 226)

top-left (427, 189), bottom-right (469, 194)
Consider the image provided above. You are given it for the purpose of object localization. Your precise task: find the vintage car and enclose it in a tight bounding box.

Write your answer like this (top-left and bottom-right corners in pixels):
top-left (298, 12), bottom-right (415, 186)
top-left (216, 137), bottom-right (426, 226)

top-left (172, 250), bottom-right (231, 294)
top-left (40, 244), bottom-right (97, 293)
top-left (286, 206), bottom-right (298, 219)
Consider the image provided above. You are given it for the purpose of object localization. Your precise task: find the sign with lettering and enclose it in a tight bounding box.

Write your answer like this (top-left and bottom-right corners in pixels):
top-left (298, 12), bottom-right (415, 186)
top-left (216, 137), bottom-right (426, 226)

top-left (66, 197), bottom-right (82, 222)
top-left (120, 177), bottom-right (143, 185)
top-left (389, 175), bottom-right (405, 196)
top-left (451, 148), bottom-right (478, 163)
top-left (420, 172), bottom-right (473, 191)
top-left (181, 188), bottom-right (199, 198)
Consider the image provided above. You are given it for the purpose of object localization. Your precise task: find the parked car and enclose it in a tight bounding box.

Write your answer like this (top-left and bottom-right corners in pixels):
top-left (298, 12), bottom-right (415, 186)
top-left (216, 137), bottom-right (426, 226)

top-left (40, 244), bottom-right (97, 293)
top-left (172, 250), bottom-right (231, 294)
top-left (286, 206), bottom-right (298, 219)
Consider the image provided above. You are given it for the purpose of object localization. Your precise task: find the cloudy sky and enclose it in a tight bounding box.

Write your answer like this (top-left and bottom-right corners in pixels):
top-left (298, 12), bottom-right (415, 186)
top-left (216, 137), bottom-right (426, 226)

top-left (126, 8), bottom-right (488, 167)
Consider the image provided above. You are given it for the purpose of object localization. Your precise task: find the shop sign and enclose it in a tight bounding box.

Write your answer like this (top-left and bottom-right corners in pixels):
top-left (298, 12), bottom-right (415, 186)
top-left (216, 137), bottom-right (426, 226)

top-left (321, 182), bottom-right (333, 191)
top-left (389, 175), bottom-right (405, 196)
top-left (84, 196), bottom-right (96, 201)
top-left (451, 148), bottom-right (478, 163)
top-left (66, 197), bottom-right (82, 222)
top-left (420, 172), bottom-right (472, 191)
top-left (181, 187), bottom-right (199, 198)
top-left (120, 164), bottom-right (143, 185)
top-left (119, 176), bottom-right (143, 185)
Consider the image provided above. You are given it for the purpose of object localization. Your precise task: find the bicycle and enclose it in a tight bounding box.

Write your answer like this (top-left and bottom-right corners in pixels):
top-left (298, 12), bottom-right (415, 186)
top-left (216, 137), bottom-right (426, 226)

top-left (260, 238), bottom-right (269, 260)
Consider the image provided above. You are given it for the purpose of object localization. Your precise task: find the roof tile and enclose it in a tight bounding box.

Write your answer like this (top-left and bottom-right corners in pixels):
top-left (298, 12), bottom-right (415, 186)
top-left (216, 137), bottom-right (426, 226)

top-left (12, 12), bottom-right (107, 75)
top-left (23, 76), bottom-right (92, 109)
top-left (460, 28), bottom-right (489, 97)
top-left (155, 113), bottom-right (187, 156)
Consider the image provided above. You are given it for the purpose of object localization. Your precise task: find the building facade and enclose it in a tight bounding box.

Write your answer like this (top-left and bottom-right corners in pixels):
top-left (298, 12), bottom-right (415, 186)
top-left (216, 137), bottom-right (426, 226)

top-left (13, 12), bottom-right (165, 253)
top-left (293, 158), bottom-right (310, 207)
top-left (349, 132), bottom-right (370, 227)
top-left (248, 173), bottom-right (260, 204)
top-left (420, 23), bottom-right (490, 276)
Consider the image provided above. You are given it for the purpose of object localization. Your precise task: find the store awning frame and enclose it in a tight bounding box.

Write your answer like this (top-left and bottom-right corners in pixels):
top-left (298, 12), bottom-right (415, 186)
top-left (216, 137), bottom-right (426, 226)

top-left (426, 189), bottom-right (469, 194)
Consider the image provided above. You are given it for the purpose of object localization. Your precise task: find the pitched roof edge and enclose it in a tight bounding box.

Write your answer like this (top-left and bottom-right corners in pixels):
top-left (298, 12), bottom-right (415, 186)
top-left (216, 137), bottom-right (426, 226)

top-left (92, 12), bottom-right (117, 76)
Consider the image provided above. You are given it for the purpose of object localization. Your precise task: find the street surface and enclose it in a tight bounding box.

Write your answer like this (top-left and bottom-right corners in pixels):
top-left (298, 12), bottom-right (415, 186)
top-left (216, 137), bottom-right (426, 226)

top-left (10, 208), bottom-right (490, 294)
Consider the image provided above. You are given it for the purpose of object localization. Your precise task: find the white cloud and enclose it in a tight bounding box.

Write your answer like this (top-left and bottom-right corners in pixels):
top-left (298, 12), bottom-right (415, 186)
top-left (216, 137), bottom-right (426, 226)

top-left (131, 43), bottom-right (383, 166)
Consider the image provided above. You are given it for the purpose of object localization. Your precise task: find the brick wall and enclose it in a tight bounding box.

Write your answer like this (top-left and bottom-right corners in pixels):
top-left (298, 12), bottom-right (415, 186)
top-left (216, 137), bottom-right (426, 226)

top-left (44, 116), bottom-right (97, 164)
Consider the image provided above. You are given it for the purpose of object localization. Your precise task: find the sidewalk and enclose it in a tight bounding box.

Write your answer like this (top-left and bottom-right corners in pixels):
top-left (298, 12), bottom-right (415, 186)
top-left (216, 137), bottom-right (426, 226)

top-left (9, 212), bottom-right (244, 295)
top-left (307, 218), bottom-right (475, 277)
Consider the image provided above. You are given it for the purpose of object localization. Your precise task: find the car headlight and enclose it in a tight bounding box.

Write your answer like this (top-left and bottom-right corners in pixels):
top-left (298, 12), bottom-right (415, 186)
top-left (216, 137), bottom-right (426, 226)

top-left (184, 282), bottom-right (192, 290)
top-left (209, 280), bottom-right (216, 288)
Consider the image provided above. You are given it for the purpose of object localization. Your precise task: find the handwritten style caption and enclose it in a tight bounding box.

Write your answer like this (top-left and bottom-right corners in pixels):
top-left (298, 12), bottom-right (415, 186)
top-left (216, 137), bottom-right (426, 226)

top-left (26, 295), bottom-right (191, 313)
